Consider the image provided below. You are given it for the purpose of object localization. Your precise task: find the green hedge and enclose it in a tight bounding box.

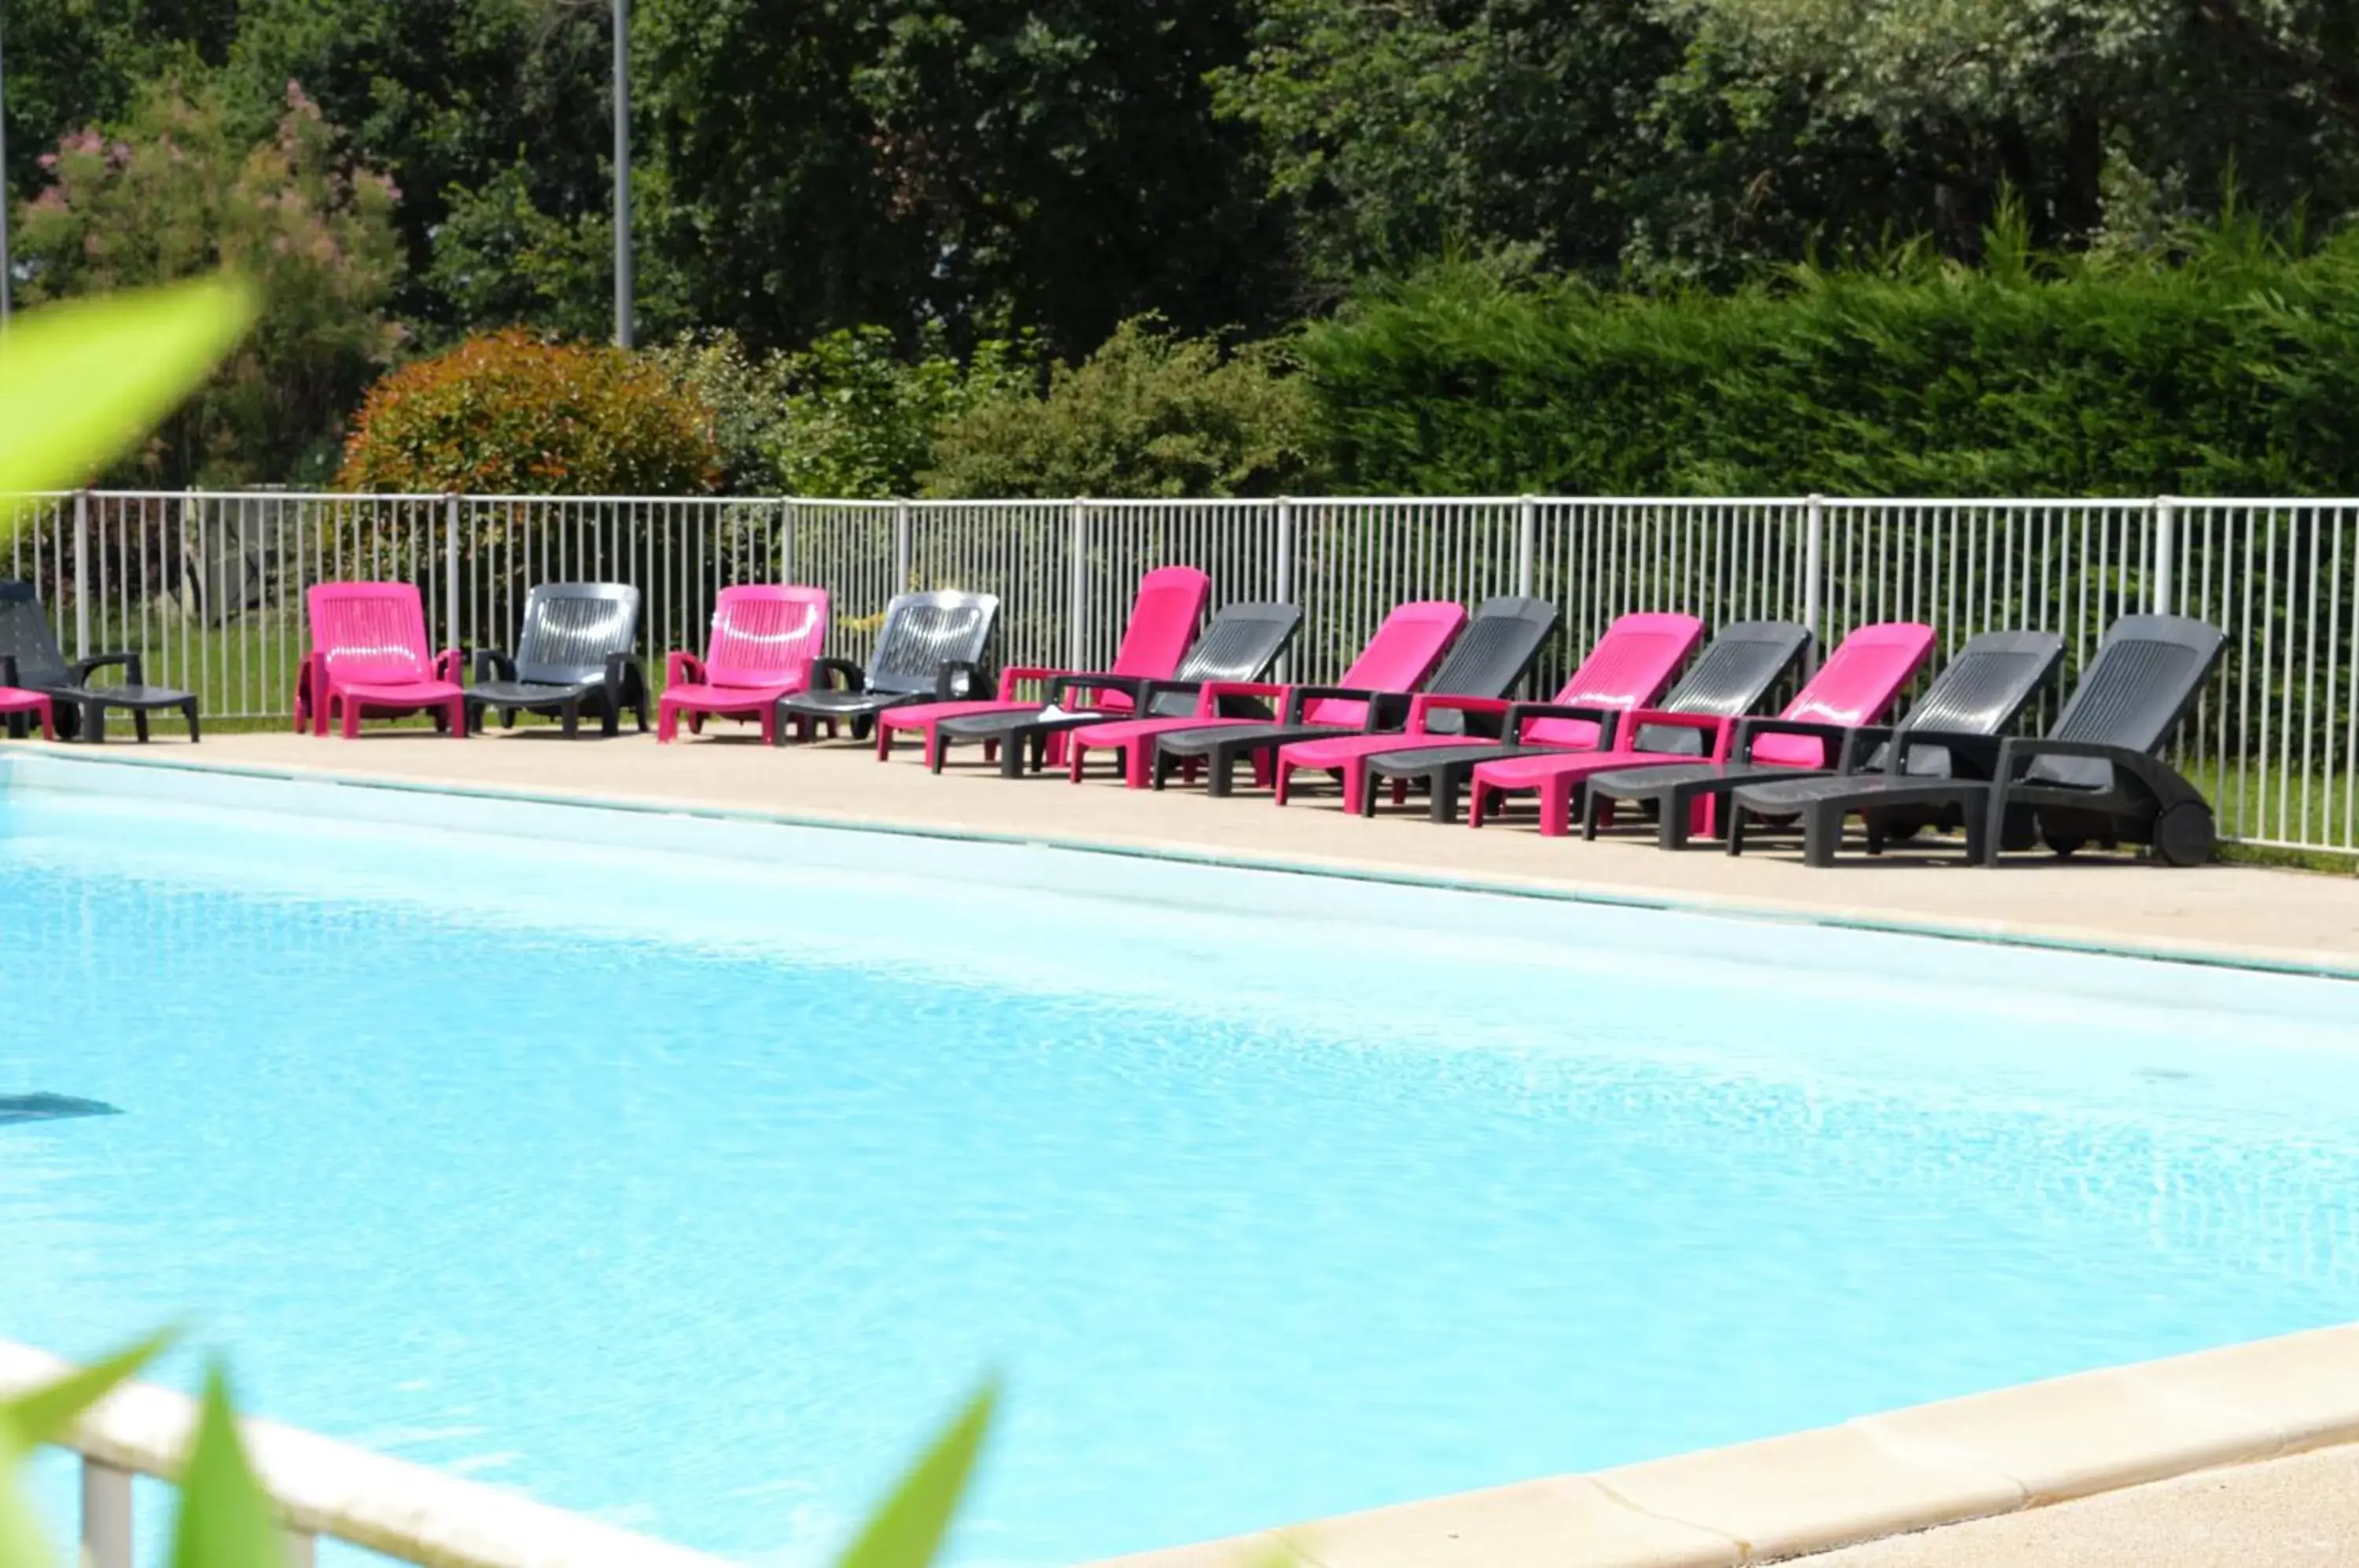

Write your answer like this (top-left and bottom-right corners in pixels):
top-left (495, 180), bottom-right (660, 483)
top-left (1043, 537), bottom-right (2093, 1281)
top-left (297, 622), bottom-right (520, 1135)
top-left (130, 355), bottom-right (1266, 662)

top-left (1301, 224), bottom-right (2359, 498)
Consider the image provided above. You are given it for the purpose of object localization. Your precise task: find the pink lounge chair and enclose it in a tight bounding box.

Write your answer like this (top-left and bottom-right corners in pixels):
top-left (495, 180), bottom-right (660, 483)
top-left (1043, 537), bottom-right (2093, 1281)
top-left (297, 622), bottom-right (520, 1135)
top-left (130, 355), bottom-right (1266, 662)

top-left (656, 585), bottom-right (831, 744)
top-left (1268, 611), bottom-right (1704, 812)
top-left (0, 686), bottom-right (55, 741)
top-left (297, 582), bottom-right (466, 739)
top-left (1467, 620), bottom-right (1936, 836)
top-left (874, 565), bottom-right (1210, 767)
top-left (1073, 600), bottom-right (1470, 796)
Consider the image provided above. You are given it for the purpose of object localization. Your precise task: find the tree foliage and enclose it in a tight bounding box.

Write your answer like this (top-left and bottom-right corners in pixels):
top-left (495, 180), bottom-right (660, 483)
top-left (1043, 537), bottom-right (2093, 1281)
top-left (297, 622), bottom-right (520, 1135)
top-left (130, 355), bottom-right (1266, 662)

top-left (922, 317), bottom-right (1319, 498)
top-left (336, 329), bottom-right (719, 494)
top-left (13, 76), bottom-right (402, 484)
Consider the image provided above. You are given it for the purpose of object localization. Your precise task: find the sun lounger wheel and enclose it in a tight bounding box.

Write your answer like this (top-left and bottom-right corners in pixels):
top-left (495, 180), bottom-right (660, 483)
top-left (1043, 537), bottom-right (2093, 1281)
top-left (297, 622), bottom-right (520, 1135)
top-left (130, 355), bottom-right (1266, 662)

top-left (2152, 801), bottom-right (2215, 867)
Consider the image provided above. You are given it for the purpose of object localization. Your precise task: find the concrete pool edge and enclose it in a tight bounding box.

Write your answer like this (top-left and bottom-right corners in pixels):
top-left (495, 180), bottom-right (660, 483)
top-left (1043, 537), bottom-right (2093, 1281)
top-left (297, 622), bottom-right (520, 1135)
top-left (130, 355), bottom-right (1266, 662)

top-left (1091, 1322), bottom-right (2359, 1568)
top-left (6, 742), bottom-right (2356, 985)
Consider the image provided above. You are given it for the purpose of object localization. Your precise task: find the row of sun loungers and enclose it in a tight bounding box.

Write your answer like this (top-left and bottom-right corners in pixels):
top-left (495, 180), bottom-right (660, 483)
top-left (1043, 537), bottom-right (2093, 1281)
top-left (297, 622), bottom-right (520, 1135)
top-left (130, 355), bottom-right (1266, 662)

top-left (0, 571), bottom-right (2226, 867)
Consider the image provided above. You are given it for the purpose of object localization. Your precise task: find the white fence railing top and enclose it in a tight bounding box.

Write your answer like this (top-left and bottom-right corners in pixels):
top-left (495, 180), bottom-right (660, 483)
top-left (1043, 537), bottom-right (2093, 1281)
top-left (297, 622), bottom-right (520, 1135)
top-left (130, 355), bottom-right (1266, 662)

top-left (0, 1341), bottom-right (730, 1568)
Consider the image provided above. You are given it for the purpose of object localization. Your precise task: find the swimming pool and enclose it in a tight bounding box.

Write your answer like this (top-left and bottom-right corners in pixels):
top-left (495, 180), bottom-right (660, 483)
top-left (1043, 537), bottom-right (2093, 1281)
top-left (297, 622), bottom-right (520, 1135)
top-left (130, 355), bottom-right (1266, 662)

top-left (3, 753), bottom-right (2356, 1567)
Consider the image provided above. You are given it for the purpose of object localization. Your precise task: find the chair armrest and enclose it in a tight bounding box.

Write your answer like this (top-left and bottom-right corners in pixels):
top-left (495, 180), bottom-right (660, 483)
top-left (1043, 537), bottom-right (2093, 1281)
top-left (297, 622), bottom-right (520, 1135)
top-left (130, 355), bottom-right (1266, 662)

top-left (1047, 672), bottom-right (1153, 707)
top-left (1732, 716), bottom-right (1875, 767)
top-left (605, 652), bottom-right (644, 696)
top-left (1135, 678), bottom-right (1215, 716)
top-left (73, 650), bottom-right (142, 685)
top-left (1407, 693), bottom-right (1512, 735)
top-left (1993, 737), bottom-right (2195, 805)
top-left (1617, 706), bottom-right (1737, 760)
top-left (1503, 701), bottom-right (1621, 749)
top-left (472, 648), bottom-right (517, 684)
top-left (667, 650), bottom-right (706, 687)
top-left (811, 656), bottom-right (867, 694)
top-left (436, 648), bottom-right (466, 683)
top-left (0, 655), bottom-right (17, 687)
top-left (1886, 727), bottom-right (2005, 777)
top-left (1281, 683), bottom-right (1409, 729)
top-left (934, 660), bottom-right (983, 701)
top-left (993, 664), bottom-right (1079, 700)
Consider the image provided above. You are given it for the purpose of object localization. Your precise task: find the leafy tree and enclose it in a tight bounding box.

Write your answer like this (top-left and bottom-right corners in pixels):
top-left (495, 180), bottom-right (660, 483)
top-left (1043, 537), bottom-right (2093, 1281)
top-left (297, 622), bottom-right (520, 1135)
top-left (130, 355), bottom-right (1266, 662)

top-left (922, 316), bottom-right (1320, 497)
top-left (637, 0), bottom-right (1284, 358)
top-left (218, 0), bottom-right (622, 340)
top-left (13, 75), bottom-right (403, 484)
top-left (0, 1), bottom-right (241, 203)
top-left (1210, 0), bottom-right (1682, 298)
top-left (337, 329), bottom-right (719, 494)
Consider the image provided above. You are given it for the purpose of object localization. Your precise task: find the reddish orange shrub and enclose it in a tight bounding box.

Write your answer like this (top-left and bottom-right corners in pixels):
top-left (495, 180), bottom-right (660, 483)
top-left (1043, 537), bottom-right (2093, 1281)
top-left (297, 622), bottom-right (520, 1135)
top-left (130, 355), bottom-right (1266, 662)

top-left (337, 331), bottom-right (720, 495)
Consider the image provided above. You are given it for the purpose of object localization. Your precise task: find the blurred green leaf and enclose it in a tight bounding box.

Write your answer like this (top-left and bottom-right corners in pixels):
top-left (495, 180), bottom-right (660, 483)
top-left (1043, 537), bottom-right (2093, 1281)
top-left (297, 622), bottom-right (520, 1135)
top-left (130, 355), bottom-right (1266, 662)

top-left (0, 1331), bottom-right (177, 1568)
top-left (0, 275), bottom-right (258, 496)
top-left (834, 1379), bottom-right (998, 1568)
top-left (169, 1361), bottom-right (283, 1568)
top-left (0, 1331), bottom-right (176, 1448)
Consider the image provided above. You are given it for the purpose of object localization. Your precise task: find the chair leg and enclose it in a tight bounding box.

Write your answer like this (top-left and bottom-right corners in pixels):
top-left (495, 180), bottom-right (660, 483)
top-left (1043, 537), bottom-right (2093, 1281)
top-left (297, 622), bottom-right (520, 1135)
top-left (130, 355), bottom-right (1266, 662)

top-left (182, 699), bottom-right (201, 743)
top-left (1536, 776), bottom-right (1573, 837)
top-left (129, 706), bottom-right (149, 743)
top-left (1658, 794), bottom-right (1692, 850)
top-left (1724, 807), bottom-right (1749, 856)
top-left (562, 698), bottom-right (581, 739)
top-left (1467, 778), bottom-right (1495, 828)
top-left (1801, 804), bottom-right (1841, 867)
top-left (657, 698), bottom-right (680, 743)
top-left (449, 696), bottom-right (469, 738)
top-left (1272, 760), bottom-right (1294, 805)
top-left (1428, 773), bottom-right (1462, 824)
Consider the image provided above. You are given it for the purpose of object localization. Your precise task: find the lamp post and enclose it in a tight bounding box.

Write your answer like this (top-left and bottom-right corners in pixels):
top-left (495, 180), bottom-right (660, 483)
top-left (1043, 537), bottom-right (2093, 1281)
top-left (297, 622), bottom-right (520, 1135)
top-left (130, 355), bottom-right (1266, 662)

top-left (612, 0), bottom-right (632, 348)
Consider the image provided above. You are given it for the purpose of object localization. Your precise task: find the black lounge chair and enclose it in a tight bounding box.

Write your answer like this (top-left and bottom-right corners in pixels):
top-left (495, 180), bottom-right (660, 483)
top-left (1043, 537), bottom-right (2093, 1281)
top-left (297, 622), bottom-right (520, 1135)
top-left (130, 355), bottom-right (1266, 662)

top-left (778, 590), bottom-right (1001, 744)
top-left (1727, 614), bottom-right (2226, 867)
top-left (1588, 628), bottom-right (2065, 849)
top-left (1148, 595), bottom-right (1562, 797)
top-left (0, 581), bottom-right (200, 742)
top-left (466, 582), bottom-right (648, 738)
top-left (933, 599), bottom-right (1305, 777)
top-left (1360, 620), bottom-right (1812, 825)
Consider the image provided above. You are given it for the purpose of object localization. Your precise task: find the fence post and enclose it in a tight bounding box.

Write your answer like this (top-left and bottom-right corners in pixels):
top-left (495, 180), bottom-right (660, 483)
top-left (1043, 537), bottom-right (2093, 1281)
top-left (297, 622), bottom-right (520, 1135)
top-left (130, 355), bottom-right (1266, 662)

top-left (1068, 498), bottom-right (1089, 668)
top-left (894, 497), bottom-right (912, 591)
top-left (1274, 496), bottom-right (1294, 683)
top-left (443, 494), bottom-right (462, 653)
top-left (2151, 495), bottom-right (2175, 615)
top-left (72, 489), bottom-right (90, 660)
top-left (1801, 493), bottom-right (1826, 655)
top-left (1516, 495), bottom-right (1536, 595)
top-left (778, 497), bottom-right (797, 583)
top-left (81, 1459), bottom-right (133, 1568)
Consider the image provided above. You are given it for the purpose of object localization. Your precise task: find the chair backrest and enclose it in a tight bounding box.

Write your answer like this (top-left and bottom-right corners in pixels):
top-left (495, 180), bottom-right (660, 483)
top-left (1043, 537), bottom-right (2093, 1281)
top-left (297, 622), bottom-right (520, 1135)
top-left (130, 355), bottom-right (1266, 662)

top-left (1146, 602), bottom-right (1303, 716)
top-left (1411, 596), bottom-right (1562, 736)
top-left (514, 583), bottom-right (642, 686)
top-left (1106, 566), bottom-right (1213, 679)
top-left (1525, 611), bottom-right (1706, 747)
top-left (1888, 629), bottom-right (2066, 775)
top-left (1749, 621), bottom-right (1935, 767)
top-left (0, 583), bottom-right (71, 688)
top-left (1627, 620), bottom-right (1812, 755)
top-left (2032, 614), bottom-right (2226, 788)
top-left (864, 591), bottom-right (1002, 697)
top-left (704, 585), bottom-right (830, 688)
top-left (307, 581), bottom-right (435, 685)
top-left (1305, 601), bottom-right (1469, 726)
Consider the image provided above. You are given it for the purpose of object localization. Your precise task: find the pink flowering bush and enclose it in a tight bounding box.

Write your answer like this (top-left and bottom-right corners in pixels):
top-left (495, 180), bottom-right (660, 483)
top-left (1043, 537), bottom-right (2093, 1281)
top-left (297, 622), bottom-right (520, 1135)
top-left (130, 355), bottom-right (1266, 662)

top-left (13, 78), bottom-right (403, 484)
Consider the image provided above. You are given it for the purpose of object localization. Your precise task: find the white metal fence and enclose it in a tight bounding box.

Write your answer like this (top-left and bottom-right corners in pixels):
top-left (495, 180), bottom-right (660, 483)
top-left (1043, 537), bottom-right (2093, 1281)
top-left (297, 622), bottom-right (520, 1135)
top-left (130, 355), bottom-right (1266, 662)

top-left (3, 490), bottom-right (2353, 856)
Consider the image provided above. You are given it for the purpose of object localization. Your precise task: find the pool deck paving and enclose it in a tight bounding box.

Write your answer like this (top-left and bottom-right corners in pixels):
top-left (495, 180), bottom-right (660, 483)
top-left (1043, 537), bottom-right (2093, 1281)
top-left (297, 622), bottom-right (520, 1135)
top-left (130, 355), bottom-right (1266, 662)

top-left (20, 727), bottom-right (2359, 1568)
top-left (54, 726), bottom-right (2359, 977)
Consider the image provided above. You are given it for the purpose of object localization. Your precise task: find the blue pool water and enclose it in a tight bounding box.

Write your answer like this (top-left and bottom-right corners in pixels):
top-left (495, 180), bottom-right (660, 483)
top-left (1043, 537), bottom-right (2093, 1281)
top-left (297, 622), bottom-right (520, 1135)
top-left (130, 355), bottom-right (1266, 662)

top-left (3, 763), bottom-right (2357, 1566)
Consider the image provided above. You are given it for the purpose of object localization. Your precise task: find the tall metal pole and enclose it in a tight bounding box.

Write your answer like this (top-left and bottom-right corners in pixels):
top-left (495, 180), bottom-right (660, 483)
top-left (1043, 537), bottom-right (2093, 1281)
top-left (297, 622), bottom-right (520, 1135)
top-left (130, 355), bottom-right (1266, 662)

top-left (611, 0), bottom-right (632, 348)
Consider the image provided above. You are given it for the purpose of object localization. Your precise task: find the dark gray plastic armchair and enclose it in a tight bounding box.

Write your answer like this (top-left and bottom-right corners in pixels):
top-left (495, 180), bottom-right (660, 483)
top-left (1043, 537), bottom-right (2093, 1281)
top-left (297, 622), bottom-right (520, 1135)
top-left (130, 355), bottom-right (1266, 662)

top-left (776, 590), bottom-right (1000, 743)
top-left (466, 582), bottom-right (646, 738)
top-left (0, 581), bottom-right (200, 742)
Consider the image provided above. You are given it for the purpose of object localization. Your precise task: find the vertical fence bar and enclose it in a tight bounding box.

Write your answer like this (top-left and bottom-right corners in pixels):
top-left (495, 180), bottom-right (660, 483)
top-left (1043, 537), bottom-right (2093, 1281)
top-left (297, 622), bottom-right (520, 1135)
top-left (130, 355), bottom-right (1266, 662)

top-left (1067, 498), bottom-right (1088, 668)
top-left (282, 1529), bottom-right (318, 1568)
top-left (81, 1458), bottom-right (133, 1568)
top-left (2152, 495), bottom-right (2175, 614)
top-left (1273, 496), bottom-right (1294, 684)
top-left (1801, 493), bottom-right (1825, 657)
top-left (893, 497), bottom-right (912, 592)
top-left (72, 490), bottom-right (90, 660)
top-left (1515, 495), bottom-right (1536, 596)
top-left (443, 494), bottom-right (462, 653)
